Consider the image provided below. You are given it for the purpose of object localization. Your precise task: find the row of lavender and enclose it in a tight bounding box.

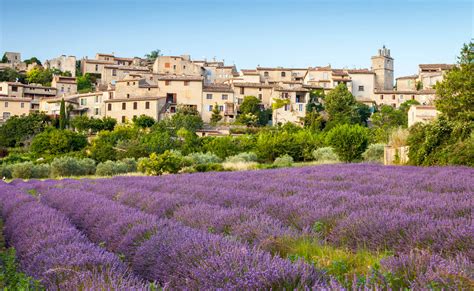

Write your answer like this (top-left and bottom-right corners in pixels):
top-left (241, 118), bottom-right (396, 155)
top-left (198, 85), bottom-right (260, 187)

top-left (4, 164), bottom-right (473, 288)
top-left (26, 164), bottom-right (473, 257)
top-left (0, 183), bottom-right (148, 290)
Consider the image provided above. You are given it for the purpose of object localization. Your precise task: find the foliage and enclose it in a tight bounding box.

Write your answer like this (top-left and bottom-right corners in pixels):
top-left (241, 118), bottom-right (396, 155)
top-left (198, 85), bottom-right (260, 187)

top-left (210, 103), bottom-right (223, 125)
top-left (224, 152), bottom-right (258, 163)
top-left (30, 127), bottom-right (87, 157)
top-left (163, 106), bottom-right (203, 132)
top-left (96, 159), bottom-right (137, 176)
top-left (194, 163), bottom-right (225, 172)
top-left (25, 67), bottom-right (68, 86)
top-left (141, 126), bottom-right (177, 156)
top-left (306, 89), bottom-right (325, 113)
top-left (177, 128), bottom-right (200, 155)
top-left (0, 68), bottom-right (25, 82)
top-left (362, 143), bottom-right (385, 163)
top-left (273, 154), bottom-right (294, 168)
top-left (59, 98), bottom-right (67, 129)
top-left (145, 49), bottom-right (162, 61)
top-left (23, 57), bottom-right (41, 66)
top-left (238, 96), bottom-right (267, 126)
top-left (326, 124), bottom-right (369, 162)
top-left (324, 84), bottom-right (369, 128)
top-left (435, 42), bottom-right (473, 123)
top-left (272, 98), bottom-right (290, 110)
top-left (50, 156), bottom-right (96, 177)
top-left (201, 136), bottom-right (247, 159)
top-left (115, 139), bottom-right (148, 160)
top-left (138, 151), bottom-right (185, 175)
top-left (371, 105), bottom-right (407, 143)
top-left (10, 162), bottom-right (50, 179)
top-left (77, 73), bottom-right (95, 93)
top-left (303, 110), bottom-right (324, 132)
top-left (0, 164), bottom-right (12, 179)
top-left (312, 147), bottom-right (339, 163)
top-left (0, 247), bottom-right (43, 290)
top-left (0, 53), bottom-right (7, 63)
top-left (133, 114), bottom-right (156, 128)
top-left (0, 113), bottom-right (50, 147)
top-left (185, 152), bottom-right (222, 165)
top-left (388, 127), bottom-right (409, 148)
top-left (71, 116), bottom-right (117, 133)
top-left (89, 125), bottom-right (141, 162)
top-left (398, 99), bottom-right (420, 114)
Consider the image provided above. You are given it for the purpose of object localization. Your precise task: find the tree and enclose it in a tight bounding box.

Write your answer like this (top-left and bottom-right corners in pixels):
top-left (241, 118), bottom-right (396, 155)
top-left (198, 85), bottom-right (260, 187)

top-left (371, 105), bottom-right (407, 142)
top-left (324, 84), bottom-right (357, 127)
top-left (0, 68), bottom-right (24, 82)
top-left (30, 127), bottom-right (87, 156)
top-left (306, 89), bottom-right (325, 113)
top-left (326, 124), bottom-right (370, 162)
top-left (59, 98), bottom-right (67, 129)
top-left (77, 73), bottom-right (94, 93)
top-left (0, 113), bottom-right (50, 147)
top-left (138, 151), bottom-right (185, 175)
top-left (303, 110), bottom-right (324, 132)
top-left (133, 114), bottom-right (156, 128)
top-left (145, 49), bottom-right (162, 61)
top-left (237, 96), bottom-right (263, 126)
top-left (210, 103), bottom-right (223, 125)
top-left (1, 53), bottom-right (7, 63)
top-left (435, 42), bottom-right (474, 123)
top-left (399, 99), bottom-right (420, 114)
top-left (23, 57), bottom-right (42, 66)
top-left (163, 106), bottom-right (203, 132)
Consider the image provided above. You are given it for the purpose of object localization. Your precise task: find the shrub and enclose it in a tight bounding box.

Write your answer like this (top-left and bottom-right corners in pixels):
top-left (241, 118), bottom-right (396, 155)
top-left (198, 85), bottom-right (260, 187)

top-left (194, 163), bottom-right (225, 172)
top-left (11, 162), bottom-right (50, 179)
top-left (96, 159), bottom-right (137, 176)
top-left (201, 136), bottom-right (242, 159)
top-left (312, 147), bottom-right (339, 163)
top-left (30, 127), bottom-right (87, 156)
top-left (222, 161), bottom-right (259, 171)
top-left (50, 157), bottom-right (96, 177)
top-left (186, 152), bottom-right (222, 165)
top-left (138, 151), bottom-right (185, 175)
top-left (362, 144), bottom-right (385, 163)
top-left (224, 152), bottom-right (258, 163)
top-left (0, 164), bottom-right (12, 179)
top-left (273, 155), bottom-right (294, 168)
top-left (326, 124), bottom-right (369, 162)
top-left (389, 127), bottom-right (409, 147)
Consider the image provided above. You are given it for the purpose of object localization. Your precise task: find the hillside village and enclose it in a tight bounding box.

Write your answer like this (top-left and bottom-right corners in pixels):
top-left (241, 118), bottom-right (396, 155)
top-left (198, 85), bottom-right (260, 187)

top-left (0, 47), bottom-right (447, 127)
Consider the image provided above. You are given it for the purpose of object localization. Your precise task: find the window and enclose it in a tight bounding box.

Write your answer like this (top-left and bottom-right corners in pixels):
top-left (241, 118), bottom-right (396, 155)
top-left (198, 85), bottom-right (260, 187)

top-left (221, 94), bottom-right (228, 100)
top-left (112, 69), bottom-right (117, 76)
top-left (412, 95), bottom-right (415, 100)
top-left (380, 95), bottom-right (384, 100)
top-left (145, 101), bottom-right (150, 109)
top-left (148, 88), bottom-right (151, 91)
top-left (95, 64), bottom-right (99, 71)
top-left (392, 103), bottom-right (396, 108)
top-left (2, 112), bottom-right (10, 120)
top-left (67, 87), bottom-right (70, 92)
top-left (264, 72), bottom-right (269, 77)
top-left (184, 81), bottom-right (189, 86)
top-left (298, 104), bottom-right (303, 111)
top-left (95, 108), bottom-right (100, 115)
top-left (127, 82), bottom-right (130, 86)
top-left (109, 92), bottom-right (113, 99)
top-left (21, 102), bottom-right (24, 108)
top-left (12, 86), bottom-right (17, 92)
top-left (122, 103), bottom-right (126, 110)
top-left (165, 80), bottom-right (170, 86)
top-left (126, 94), bottom-right (130, 98)
top-left (165, 62), bottom-right (170, 68)
top-left (219, 105), bottom-right (224, 112)
top-left (358, 85), bottom-right (364, 91)
top-left (258, 94), bottom-right (262, 100)
top-left (259, 88), bottom-right (262, 91)
top-left (4, 102), bottom-right (8, 108)
top-left (80, 98), bottom-right (87, 106)
top-left (240, 87), bottom-right (244, 94)
top-left (173, 65), bottom-right (176, 69)
top-left (206, 94), bottom-right (213, 100)
top-left (208, 105), bottom-right (213, 112)
top-left (133, 102), bottom-right (137, 110)
top-left (95, 96), bottom-right (100, 103)
top-left (61, 87), bottom-right (64, 92)
top-left (183, 65), bottom-right (186, 69)
top-left (281, 72), bottom-right (286, 77)
top-left (284, 104), bottom-right (290, 111)
top-left (121, 116), bottom-right (126, 123)
top-left (392, 95), bottom-right (396, 100)
top-left (108, 103), bottom-right (112, 111)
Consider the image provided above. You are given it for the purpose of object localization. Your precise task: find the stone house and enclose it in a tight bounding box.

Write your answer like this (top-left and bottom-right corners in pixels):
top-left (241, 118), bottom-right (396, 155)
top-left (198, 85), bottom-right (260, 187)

top-left (408, 105), bottom-right (439, 127)
top-left (52, 75), bottom-right (77, 97)
top-left (201, 84), bottom-right (236, 123)
top-left (44, 55), bottom-right (77, 77)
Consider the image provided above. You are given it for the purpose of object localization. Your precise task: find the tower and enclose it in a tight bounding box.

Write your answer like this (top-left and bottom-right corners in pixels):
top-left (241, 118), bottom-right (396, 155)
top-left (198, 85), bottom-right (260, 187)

top-left (371, 46), bottom-right (394, 91)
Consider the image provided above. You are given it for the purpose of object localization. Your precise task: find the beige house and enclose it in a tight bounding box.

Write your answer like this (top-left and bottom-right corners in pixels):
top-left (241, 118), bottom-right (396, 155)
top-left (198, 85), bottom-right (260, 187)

top-left (418, 64), bottom-right (453, 89)
top-left (204, 65), bottom-right (237, 84)
top-left (347, 69), bottom-right (375, 103)
top-left (272, 85), bottom-right (309, 125)
top-left (153, 55), bottom-right (203, 76)
top-left (373, 89), bottom-right (436, 108)
top-left (256, 67), bottom-right (293, 83)
top-left (201, 84), bottom-right (236, 123)
top-left (81, 53), bottom-right (145, 78)
top-left (232, 82), bottom-right (274, 108)
top-left (44, 55), bottom-right (77, 77)
top-left (52, 75), bottom-right (77, 96)
top-left (233, 70), bottom-right (261, 83)
top-left (156, 74), bottom-right (203, 115)
top-left (396, 75), bottom-right (418, 91)
top-left (0, 81), bottom-right (57, 111)
top-left (101, 65), bottom-right (151, 85)
top-left (3, 52), bottom-right (21, 65)
top-left (39, 92), bottom-right (106, 118)
top-left (408, 105), bottom-right (439, 127)
top-left (0, 96), bottom-right (30, 122)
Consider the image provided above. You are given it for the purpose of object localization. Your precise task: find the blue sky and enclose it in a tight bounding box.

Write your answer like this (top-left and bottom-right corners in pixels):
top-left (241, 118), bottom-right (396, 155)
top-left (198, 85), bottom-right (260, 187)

top-left (0, 0), bottom-right (472, 77)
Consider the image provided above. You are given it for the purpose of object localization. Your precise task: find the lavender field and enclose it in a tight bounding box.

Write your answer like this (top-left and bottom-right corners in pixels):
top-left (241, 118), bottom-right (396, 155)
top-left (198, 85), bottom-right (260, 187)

top-left (1, 164), bottom-right (473, 289)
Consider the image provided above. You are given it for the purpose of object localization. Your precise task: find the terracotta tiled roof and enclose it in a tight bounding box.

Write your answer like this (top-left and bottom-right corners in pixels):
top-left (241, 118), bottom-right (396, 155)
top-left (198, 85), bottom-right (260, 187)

top-left (156, 74), bottom-right (203, 81)
top-left (203, 84), bottom-right (234, 93)
top-left (347, 69), bottom-right (375, 74)
top-left (256, 67), bottom-right (307, 71)
top-left (375, 89), bottom-right (436, 94)
top-left (396, 75), bottom-right (418, 80)
top-left (232, 82), bottom-right (274, 88)
top-left (83, 59), bottom-right (114, 64)
top-left (419, 64), bottom-right (454, 70)
top-left (104, 96), bottom-right (165, 102)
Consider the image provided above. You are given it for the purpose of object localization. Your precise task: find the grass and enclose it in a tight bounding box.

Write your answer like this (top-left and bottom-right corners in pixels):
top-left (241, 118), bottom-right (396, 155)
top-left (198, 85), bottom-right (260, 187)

top-left (272, 236), bottom-right (390, 287)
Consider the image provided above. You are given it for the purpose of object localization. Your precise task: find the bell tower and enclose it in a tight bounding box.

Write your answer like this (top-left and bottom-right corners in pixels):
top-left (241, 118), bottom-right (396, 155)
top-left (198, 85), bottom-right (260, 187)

top-left (371, 46), bottom-right (394, 91)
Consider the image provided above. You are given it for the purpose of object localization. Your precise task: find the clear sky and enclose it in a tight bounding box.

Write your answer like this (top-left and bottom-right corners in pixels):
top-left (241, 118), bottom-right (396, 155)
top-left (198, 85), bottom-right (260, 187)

top-left (0, 0), bottom-right (472, 77)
